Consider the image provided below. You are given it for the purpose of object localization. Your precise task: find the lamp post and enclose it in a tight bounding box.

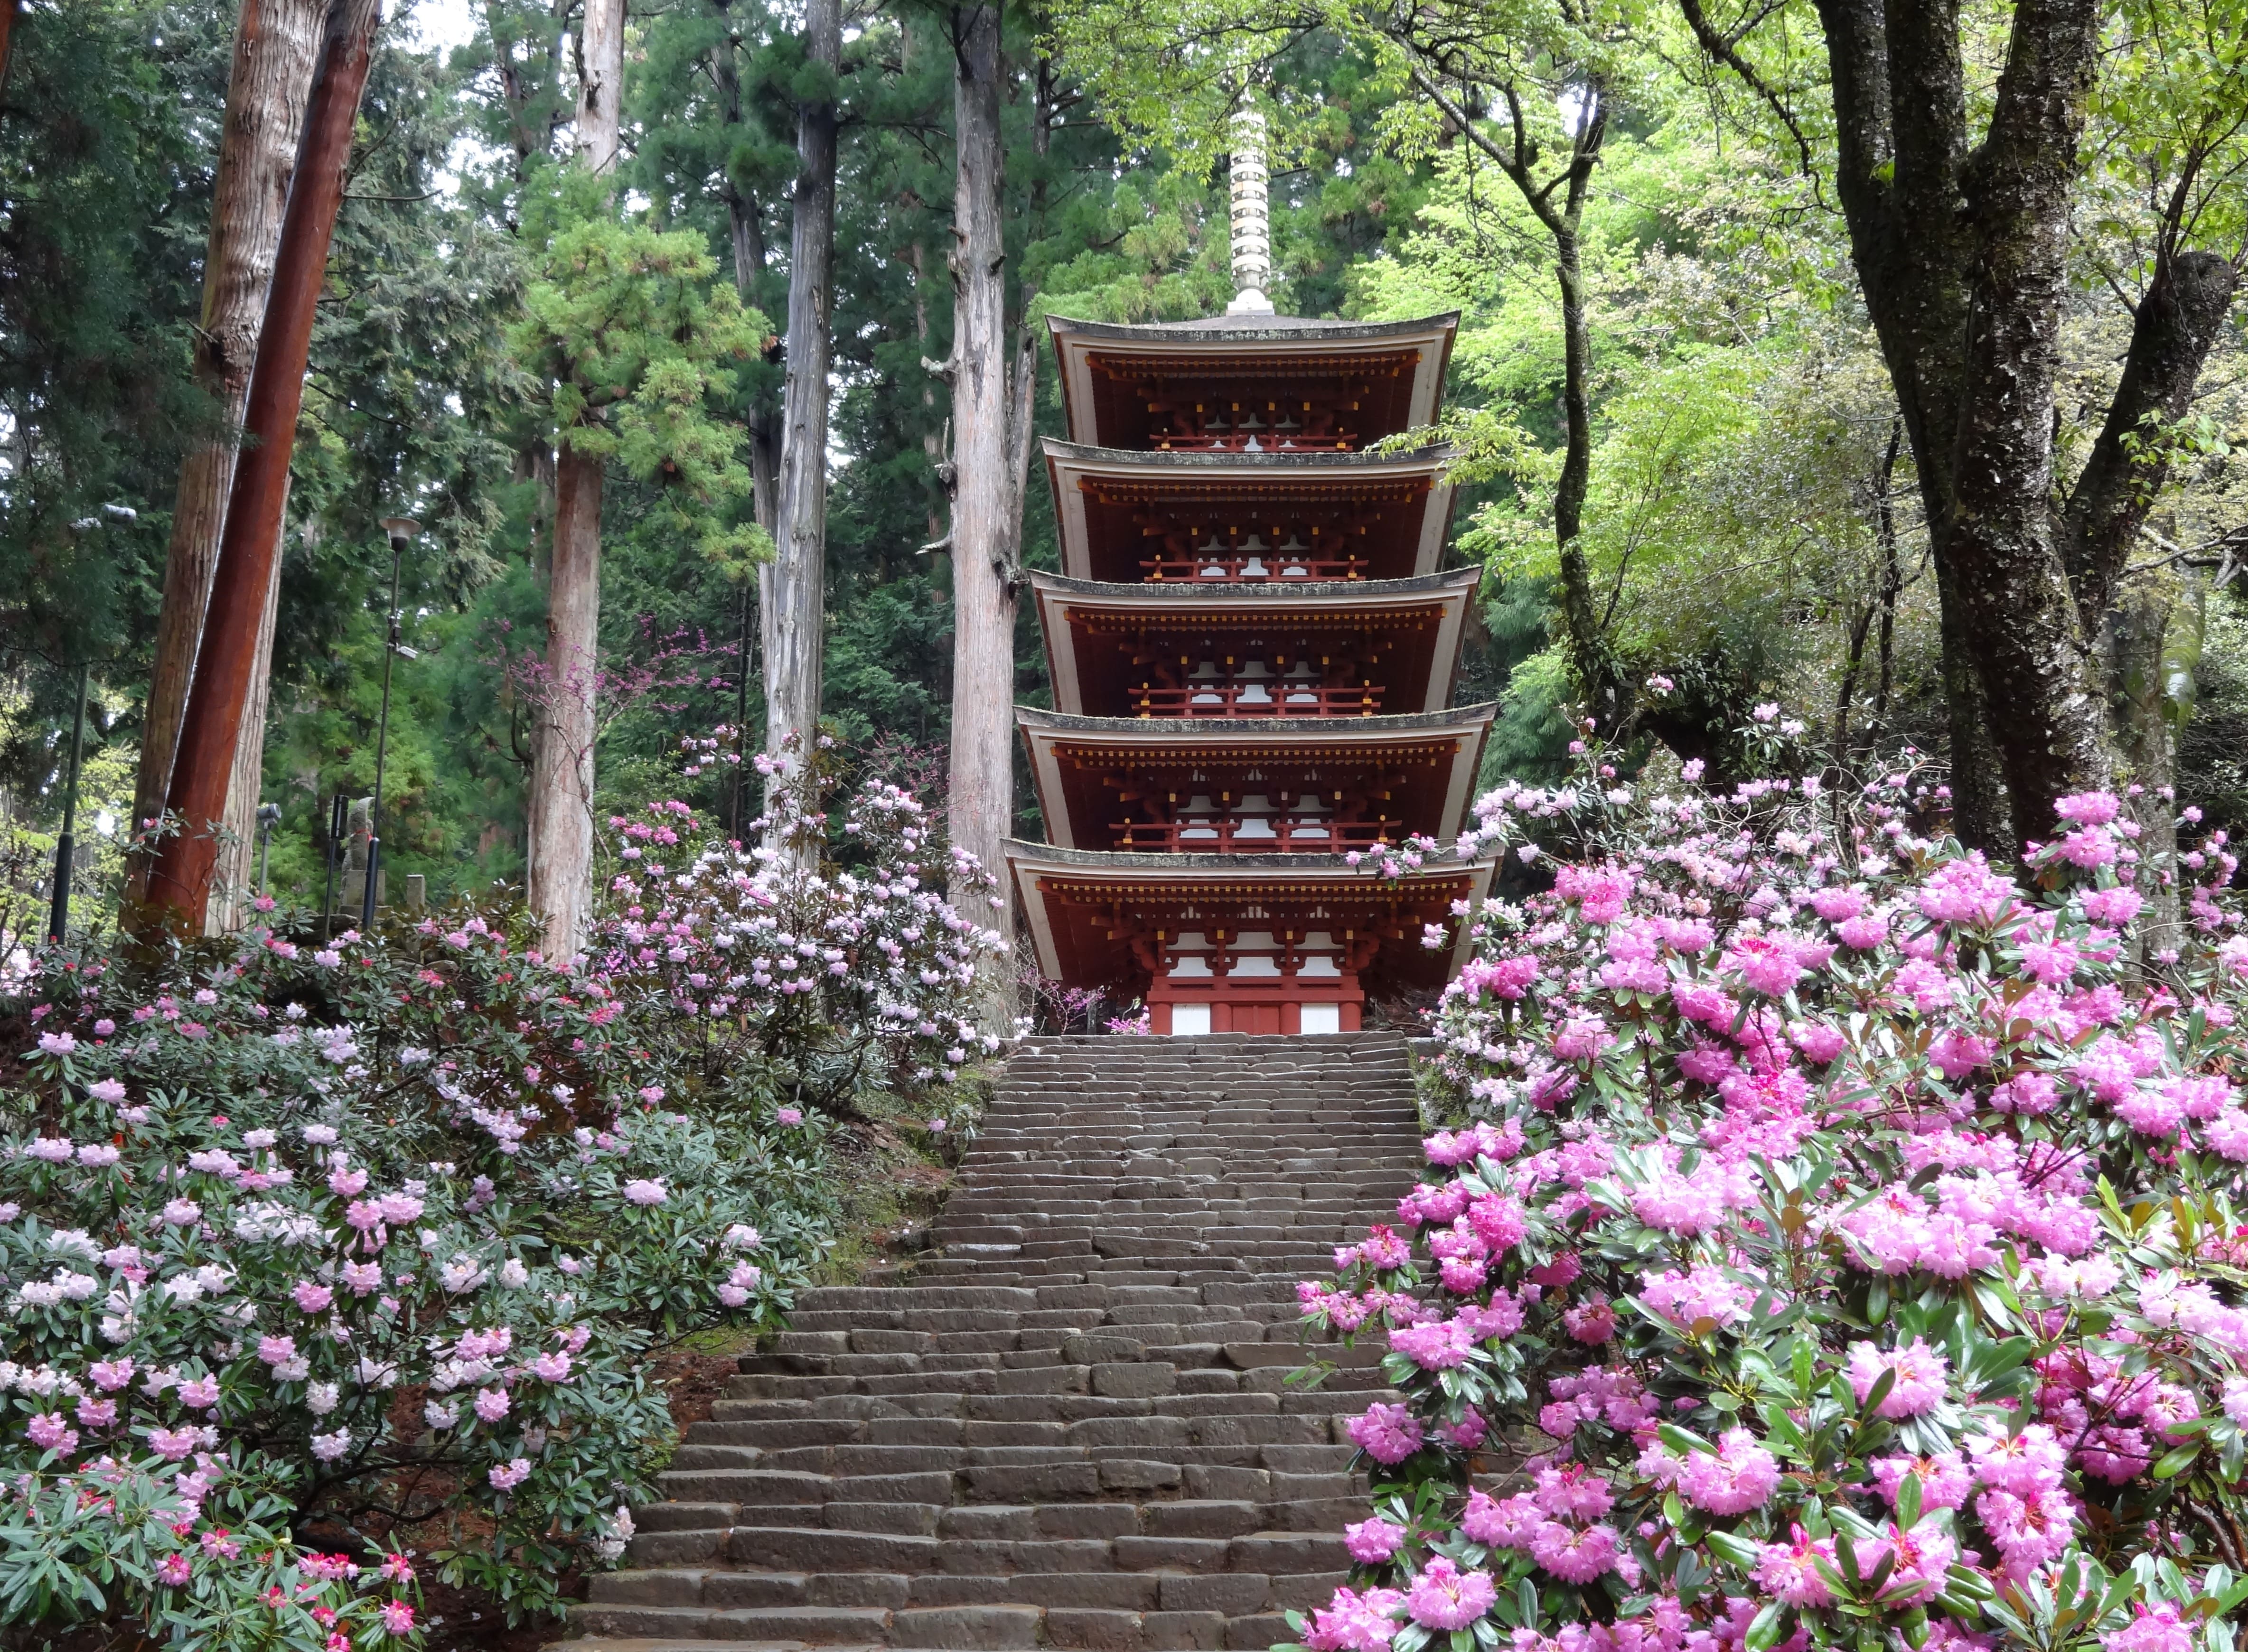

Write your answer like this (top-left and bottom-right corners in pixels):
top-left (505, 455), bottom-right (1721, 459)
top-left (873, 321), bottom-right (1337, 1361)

top-left (45, 504), bottom-right (132, 945)
top-left (45, 663), bottom-right (89, 946)
top-left (365, 517), bottom-right (419, 930)
top-left (322, 791), bottom-right (347, 940)
top-left (255, 801), bottom-right (281, 896)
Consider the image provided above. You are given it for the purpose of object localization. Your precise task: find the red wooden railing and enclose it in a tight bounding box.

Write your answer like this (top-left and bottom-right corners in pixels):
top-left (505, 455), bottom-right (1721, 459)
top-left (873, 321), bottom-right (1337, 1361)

top-left (1141, 553), bottom-right (1366, 583)
top-left (1129, 683), bottom-right (1383, 718)
top-left (1112, 818), bottom-right (1395, 853)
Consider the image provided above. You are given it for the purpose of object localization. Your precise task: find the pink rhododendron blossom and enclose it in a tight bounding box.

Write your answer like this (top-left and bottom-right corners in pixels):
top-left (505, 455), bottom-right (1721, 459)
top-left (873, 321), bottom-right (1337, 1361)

top-left (1344, 1517), bottom-right (1405, 1562)
top-left (2104, 1604), bottom-right (2194, 1652)
top-left (1677, 1429), bottom-right (1781, 1515)
top-left (1303, 1587), bottom-right (1404, 1652)
top-left (1530, 1520), bottom-right (1618, 1582)
top-left (1755, 1528), bottom-right (1838, 1607)
top-left (487, 1458), bottom-right (532, 1491)
top-left (1346, 1403), bottom-right (1424, 1465)
top-left (1404, 1557), bottom-right (1497, 1630)
top-left (1845, 1338), bottom-right (1948, 1418)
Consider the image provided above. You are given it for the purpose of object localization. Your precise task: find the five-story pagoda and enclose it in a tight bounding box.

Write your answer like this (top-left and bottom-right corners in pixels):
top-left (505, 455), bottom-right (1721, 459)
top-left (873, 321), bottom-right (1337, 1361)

top-left (1005, 112), bottom-right (1499, 1036)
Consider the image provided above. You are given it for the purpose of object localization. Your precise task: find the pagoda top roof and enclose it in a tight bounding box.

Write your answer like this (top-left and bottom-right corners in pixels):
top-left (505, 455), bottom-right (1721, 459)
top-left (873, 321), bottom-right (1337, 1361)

top-left (1046, 312), bottom-right (1458, 450)
top-left (1046, 311), bottom-right (1460, 344)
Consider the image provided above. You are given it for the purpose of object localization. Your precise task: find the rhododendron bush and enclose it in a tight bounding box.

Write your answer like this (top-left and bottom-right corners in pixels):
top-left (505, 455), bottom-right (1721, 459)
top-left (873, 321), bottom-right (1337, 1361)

top-left (0, 754), bottom-right (999, 1644)
top-left (588, 735), bottom-right (1007, 1111)
top-left (1289, 731), bottom-right (2248, 1652)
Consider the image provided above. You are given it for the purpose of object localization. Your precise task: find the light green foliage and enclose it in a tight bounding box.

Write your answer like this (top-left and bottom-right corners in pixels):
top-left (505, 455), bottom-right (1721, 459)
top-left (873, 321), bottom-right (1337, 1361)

top-left (1355, 119), bottom-right (1939, 755)
top-left (510, 170), bottom-right (770, 569)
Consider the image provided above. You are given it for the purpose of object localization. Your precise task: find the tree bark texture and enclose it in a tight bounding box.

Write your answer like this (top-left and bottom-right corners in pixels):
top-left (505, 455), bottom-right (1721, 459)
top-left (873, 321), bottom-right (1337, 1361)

top-left (707, 1), bottom-right (779, 534)
top-left (944, 0), bottom-right (1021, 953)
top-left (207, 539), bottom-right (286, 933)
top-left (527, 448), bottom-right (602, 956)
top-left (0, 0), bottom-right (20, 94)
top-left (136, 0), bottom-right (382, 936)
top-left (1550, 216), bottom-right (1622, 727)
top-left (573, 0), bottom-right (623, 174)
top-left (1800, 0), bottom-right (2012, 847)
top-left (131, 0), bottom-right (325, 887)
top-left (759, 0), bottom-right (838, 792)
top-left (525, 0), bottom-right (622, 960)
top-left (1785, 0), bottom-right (2135, 844)
top-left (2111, 576), bottom-right (2186, 955)
top-left (1942, 0), bottom-right (2113, 824)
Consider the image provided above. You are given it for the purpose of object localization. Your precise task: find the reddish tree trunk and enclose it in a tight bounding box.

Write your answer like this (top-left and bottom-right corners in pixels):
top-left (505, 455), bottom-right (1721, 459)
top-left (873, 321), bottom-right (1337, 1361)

top-left (208, 525), bottom-right (288, 933)
top-left (134, 0), bottom-right (383, 936)
top-left (0, 0), bottom-right (21, 93)
top-left (130, 0), bottom-right (326, 893)
top-left (524, 0), bottom-right (622, 959)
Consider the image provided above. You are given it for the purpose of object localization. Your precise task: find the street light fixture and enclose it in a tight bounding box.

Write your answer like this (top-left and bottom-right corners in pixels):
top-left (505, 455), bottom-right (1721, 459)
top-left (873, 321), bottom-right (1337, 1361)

top-left (365, 516), bottom-right (420, 930)
top-left (255, 801), bottom-right (282, 897)
top-left (45, 664), bottom-right (89, 946)
top-left (45, 505), bottom-right (133, 945)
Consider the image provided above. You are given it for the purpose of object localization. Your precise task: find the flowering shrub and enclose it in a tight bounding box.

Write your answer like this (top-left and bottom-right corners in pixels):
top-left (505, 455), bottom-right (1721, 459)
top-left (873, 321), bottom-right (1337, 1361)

top-left (1290, 727), bottom-right (2248, 1652)
top-left (586, 734), bottom-right (1007, 1113)
top-left (0, 753), bottom-right (998, 1644)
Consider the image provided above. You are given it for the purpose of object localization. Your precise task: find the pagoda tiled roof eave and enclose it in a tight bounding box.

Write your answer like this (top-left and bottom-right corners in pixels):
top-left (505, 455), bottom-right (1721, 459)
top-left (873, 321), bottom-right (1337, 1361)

top-left (1002, 838), bottom-right (1500, 989)
top-left (1015, 702), bottom-right (1498, 737)
top-left (1043, 310), bottom-right (1461, 345)
top-left (1030, 568), bottom-right (1482, 719)
top-left (1015, 703), bottom-right (1498, 850)
top-left (1026, 567), bottom-right (1479, 601)
top-left (1044, 442), bottom-right (1461, 583)
top-left (1044, 310), bottom-right (1461, 456)
top-left (1002, 838), bottom-right (1499, 874)
top-left (1041, 437), bottom-right (1453, 469)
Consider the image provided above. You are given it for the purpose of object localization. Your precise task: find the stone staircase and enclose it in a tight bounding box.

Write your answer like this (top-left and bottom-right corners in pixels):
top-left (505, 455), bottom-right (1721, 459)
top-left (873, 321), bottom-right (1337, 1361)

top-left (560, 1032), bottom-right (1424, 1652)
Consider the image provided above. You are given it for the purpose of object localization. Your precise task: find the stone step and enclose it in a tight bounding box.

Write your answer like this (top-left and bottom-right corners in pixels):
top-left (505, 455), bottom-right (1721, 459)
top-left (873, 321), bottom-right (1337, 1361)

top-left (553, 1035), bottom-right (1420, 1652)
top-left (572, 1576), bottom-right (1343, 1648)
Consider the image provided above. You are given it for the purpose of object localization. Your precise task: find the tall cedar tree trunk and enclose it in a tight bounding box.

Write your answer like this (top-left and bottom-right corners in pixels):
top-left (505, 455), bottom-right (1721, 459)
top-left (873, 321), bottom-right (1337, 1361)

top-left (212, 544), bottom-right (287, 927)
top-left (707, 1), bottom-right (779, 838)
top-left (525, 0), bottom-right (622, 960)
top-left (1749, 0), bottom-right (2241, 849)
top-left (941, 0), bottom-right (1028, 976)
top-left (134, 0), bottom-right (383, 935)
top-left (707, 0), bottom-right (778, 534)
top-left (130, 0), bottom-right (325, 904)
top-left (758, 0), bottom-right (838, 832)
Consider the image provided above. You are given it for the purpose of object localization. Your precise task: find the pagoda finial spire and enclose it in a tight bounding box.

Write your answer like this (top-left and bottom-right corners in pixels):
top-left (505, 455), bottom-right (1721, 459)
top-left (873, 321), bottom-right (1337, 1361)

top-left (1226, 106), bottom-right (1274, 316)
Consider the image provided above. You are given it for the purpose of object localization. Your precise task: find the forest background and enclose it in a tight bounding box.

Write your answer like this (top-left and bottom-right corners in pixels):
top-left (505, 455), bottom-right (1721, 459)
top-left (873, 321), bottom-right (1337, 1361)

top-left (1, 0), bottom-right (2244, 949)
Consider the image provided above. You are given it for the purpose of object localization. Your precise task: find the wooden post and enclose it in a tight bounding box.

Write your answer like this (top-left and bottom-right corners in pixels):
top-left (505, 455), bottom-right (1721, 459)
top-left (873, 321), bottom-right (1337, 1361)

top-left (135, 0), bottom-right (384, 936)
